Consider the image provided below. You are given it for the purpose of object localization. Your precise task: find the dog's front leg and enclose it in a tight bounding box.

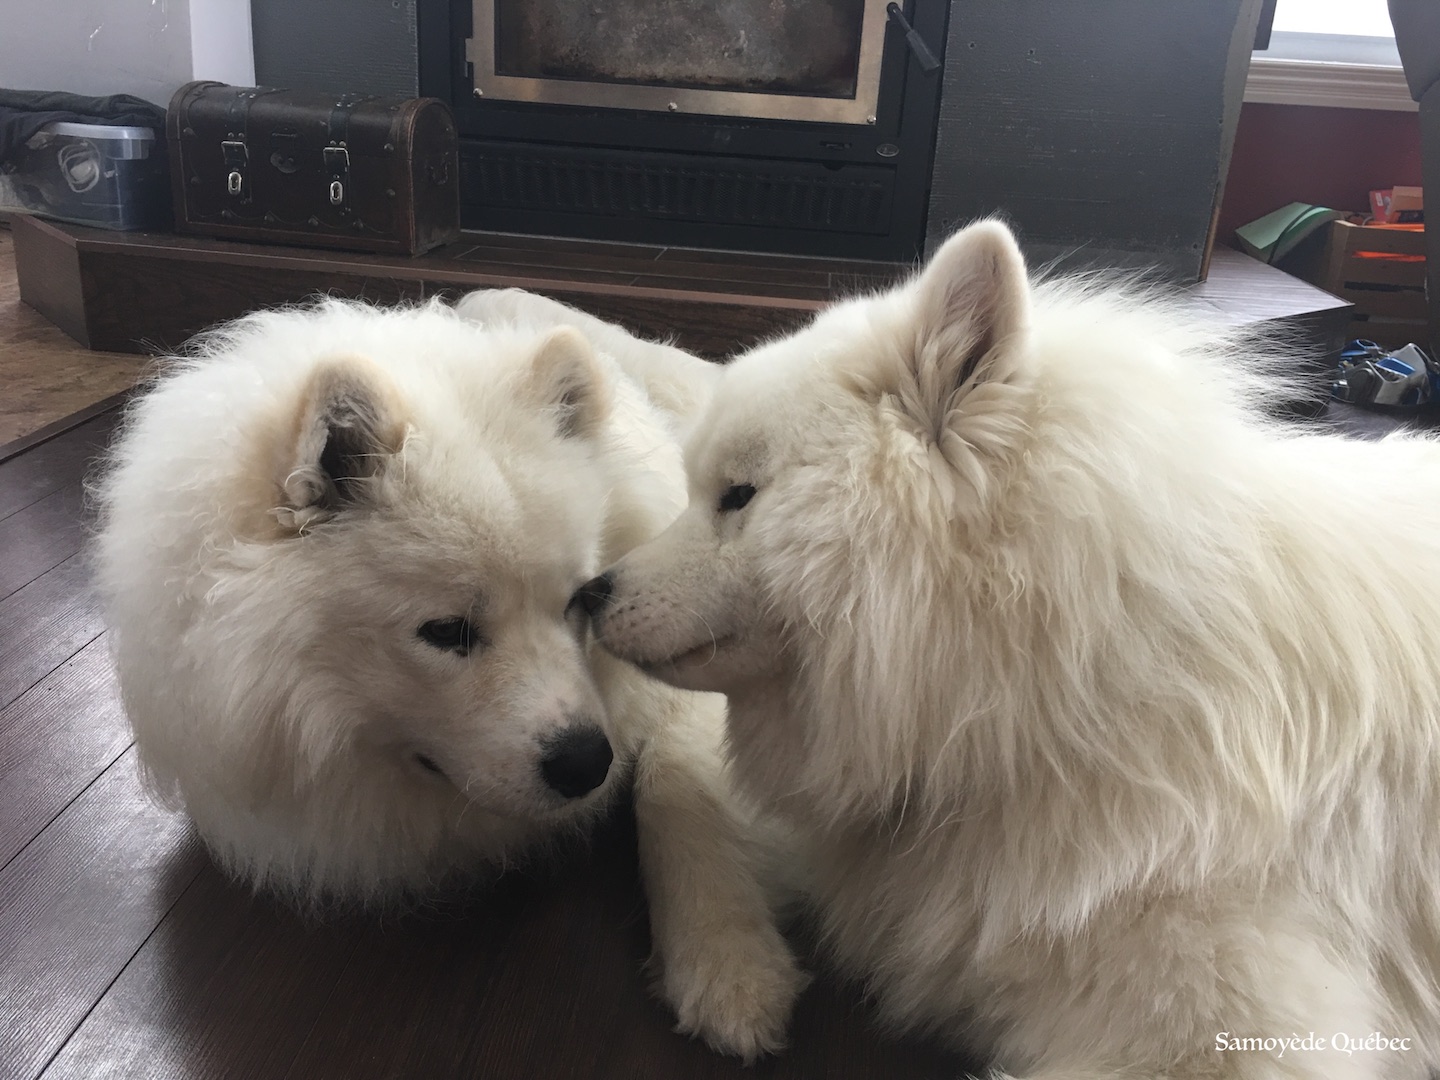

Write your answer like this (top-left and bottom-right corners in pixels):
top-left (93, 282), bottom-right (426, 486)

top-left (626, 681), bottom-right (807, 1061)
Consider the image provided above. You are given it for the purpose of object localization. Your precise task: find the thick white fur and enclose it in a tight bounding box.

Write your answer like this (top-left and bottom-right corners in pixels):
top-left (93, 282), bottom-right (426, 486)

top-left (92, 289), bottom-right (801, 1060)
top-left (592, 220), bottom-right (1440, 1079)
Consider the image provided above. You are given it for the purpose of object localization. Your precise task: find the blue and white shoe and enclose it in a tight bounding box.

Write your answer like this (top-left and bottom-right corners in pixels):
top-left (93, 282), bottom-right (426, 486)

top-left (1331, 340), bottom-right (1439, 409)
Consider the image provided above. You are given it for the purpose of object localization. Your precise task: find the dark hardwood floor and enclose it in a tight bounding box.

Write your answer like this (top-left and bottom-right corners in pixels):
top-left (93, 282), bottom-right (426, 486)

top-left (0, 407), bottom-right (973, 1079)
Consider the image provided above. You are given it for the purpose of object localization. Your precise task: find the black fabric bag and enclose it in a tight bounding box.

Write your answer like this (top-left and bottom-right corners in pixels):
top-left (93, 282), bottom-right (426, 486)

top-left (0, 89), bottom-right (165, 163)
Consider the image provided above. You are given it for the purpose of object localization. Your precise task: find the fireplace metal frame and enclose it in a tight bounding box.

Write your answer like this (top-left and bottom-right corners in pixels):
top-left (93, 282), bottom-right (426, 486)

top-left (465, 0), bottom-right (892, 125)
top-left (419, 0), bottom-right (949, 261)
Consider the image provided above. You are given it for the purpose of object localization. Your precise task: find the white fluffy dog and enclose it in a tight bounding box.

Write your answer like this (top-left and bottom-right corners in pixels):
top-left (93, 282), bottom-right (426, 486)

top-left (586, 220), bottom-right (1440, 1079)
top-left (92, 290), bottom-right (803, 1059)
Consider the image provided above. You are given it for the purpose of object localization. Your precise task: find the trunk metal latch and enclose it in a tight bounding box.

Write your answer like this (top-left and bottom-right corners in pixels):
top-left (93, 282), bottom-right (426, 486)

top-left (323, 145), bottom-right (350, 207)
top-left (221, 140), bottom-right (248, 197)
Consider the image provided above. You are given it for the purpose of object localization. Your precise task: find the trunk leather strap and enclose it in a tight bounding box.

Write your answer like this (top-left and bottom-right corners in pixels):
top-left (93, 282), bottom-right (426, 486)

top-left (323, 94), bottom-right (377, 213)
top-left (221, 88), bottom-right (255, 203)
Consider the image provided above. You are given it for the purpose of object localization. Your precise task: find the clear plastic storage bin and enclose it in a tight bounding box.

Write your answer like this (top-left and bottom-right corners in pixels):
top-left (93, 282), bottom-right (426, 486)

top-left (0, 121), bottom-right (169, 230)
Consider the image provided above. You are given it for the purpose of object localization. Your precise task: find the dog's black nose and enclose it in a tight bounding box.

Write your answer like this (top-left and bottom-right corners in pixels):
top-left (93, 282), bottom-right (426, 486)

top-left (539, 726), bottom-right (613, 799)
top-left (571, 573), bottom-right (614, 617)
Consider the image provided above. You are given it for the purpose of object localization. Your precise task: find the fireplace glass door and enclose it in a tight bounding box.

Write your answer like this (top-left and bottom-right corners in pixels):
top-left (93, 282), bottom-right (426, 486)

top-left (468, 0), bottom-right (890, 124)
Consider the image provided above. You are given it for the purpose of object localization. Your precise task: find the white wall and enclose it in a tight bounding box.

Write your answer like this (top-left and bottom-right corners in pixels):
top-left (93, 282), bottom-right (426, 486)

top-left (191, 0), bottom-right (256, 91)
top-left (0, 0), bottom-right (254, 107)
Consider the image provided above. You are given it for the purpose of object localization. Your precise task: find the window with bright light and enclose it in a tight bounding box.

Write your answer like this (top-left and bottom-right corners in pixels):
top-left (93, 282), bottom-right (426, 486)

top-left (1272, 0), bottom-right (1394, 39)
top-left (1247, 0), bottom-right (1412, 110)
top-left (1260, 0), bottom-right (1400, 66)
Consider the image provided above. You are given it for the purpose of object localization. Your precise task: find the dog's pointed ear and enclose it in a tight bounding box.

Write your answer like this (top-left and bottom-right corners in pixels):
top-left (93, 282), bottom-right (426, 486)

top-left (277, 355), bottom-right (407, 531)
top-left (907, 219), bottom-right (1030, 417)
top-left (526, 325), bottom-right (610, 439)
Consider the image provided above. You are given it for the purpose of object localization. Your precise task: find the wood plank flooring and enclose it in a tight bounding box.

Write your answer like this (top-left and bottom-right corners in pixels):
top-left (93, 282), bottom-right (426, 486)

top-left (0, 406), bottom-right (973, 1079)
top-left (0, 227), bottom-right (148, 446)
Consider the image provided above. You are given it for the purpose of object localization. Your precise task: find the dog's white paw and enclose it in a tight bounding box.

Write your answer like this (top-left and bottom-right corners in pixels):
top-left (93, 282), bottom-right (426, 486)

top-left (655, 922), bottom-right (808, 1063)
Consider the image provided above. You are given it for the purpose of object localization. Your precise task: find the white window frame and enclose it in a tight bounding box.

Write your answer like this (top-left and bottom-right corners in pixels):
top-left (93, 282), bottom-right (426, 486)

top-left (1246, 24), bottom-right (1415, 112)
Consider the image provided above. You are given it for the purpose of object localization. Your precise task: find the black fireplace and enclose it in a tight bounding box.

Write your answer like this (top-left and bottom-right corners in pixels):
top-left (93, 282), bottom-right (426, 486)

top-left (417, 0), bottom-right (948, 261)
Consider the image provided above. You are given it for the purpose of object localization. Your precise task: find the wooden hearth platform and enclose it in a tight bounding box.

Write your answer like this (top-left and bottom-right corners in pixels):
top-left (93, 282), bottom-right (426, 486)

top-left (13, 215), bottom-right (1350, 363)
top-left (12, 216), bottom-right (905, 360)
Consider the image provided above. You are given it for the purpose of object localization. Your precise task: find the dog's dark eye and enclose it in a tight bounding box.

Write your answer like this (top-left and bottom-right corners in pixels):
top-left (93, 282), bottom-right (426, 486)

top-left (718, 484), bottom-right (756, 512)
top-left (417, 617), bottom-right (478, 655)
top-left (414, 753), bottom-right (446, 777)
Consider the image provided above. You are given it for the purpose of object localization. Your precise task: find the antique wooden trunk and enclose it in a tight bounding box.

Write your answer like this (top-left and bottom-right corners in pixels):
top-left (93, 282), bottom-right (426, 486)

top-left (166, 81), bottom-right (460, 255)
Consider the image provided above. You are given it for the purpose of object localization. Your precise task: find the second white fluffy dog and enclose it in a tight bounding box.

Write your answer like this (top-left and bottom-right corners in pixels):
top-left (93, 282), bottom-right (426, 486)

top-left (589, 221), bottom-right (1440, 1079)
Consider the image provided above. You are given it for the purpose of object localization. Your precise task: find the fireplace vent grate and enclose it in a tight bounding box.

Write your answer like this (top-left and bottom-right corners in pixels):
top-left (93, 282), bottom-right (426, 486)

top-left (462, 142), bottom-right (892, 235)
